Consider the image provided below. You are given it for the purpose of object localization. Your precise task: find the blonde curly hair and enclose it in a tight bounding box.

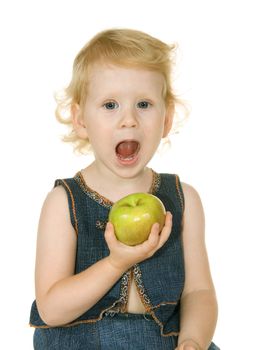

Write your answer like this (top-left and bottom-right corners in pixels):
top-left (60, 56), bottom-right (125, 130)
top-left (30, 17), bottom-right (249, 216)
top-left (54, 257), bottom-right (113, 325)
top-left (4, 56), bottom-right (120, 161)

top-left (55, 28), bottom-right (188, 155)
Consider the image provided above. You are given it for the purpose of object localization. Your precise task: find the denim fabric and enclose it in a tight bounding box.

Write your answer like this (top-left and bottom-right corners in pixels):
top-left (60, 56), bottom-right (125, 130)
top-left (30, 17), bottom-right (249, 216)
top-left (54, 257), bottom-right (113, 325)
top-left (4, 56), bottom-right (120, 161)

top-left (33, 313), bottom-right (219, 349)
top-left (30, 171), bottom-right (185, 335)
top-left (30, 170), bottom-right (219, 348)
top-left (33, 322), bottom-right (98, 349)
top-left (33, 313), bottom-right (177, 350)
top-left (96, 313), bottom-right (177, 349)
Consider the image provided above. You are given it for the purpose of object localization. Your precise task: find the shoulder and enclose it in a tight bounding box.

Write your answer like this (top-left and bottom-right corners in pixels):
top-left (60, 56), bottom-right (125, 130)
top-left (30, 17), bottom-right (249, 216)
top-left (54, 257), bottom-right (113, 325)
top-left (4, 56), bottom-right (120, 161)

top-left (180, 182), bottom-right (205, 239)
top-left (36, 186), bottom-right (76, 264)
top-left (181, 182), bottom-right (203, 204)
top-left (45, 173), bottom-right (81, 204)
top-left (40, 185), bottom-right (73, 227)
top-left (43, 185), bottom-right (69, 209)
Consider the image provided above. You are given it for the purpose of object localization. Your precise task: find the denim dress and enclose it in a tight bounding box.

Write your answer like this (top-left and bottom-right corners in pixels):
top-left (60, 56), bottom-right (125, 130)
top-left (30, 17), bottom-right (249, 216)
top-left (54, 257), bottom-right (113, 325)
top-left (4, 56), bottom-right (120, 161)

top-left (30, 170), bottom-right (219, 349)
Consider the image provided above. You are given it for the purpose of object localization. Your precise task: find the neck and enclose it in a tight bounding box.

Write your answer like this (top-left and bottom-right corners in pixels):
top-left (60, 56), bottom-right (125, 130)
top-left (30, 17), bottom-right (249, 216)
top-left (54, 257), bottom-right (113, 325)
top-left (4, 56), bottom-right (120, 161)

top-left (81, 161), bottom-right (153, 202)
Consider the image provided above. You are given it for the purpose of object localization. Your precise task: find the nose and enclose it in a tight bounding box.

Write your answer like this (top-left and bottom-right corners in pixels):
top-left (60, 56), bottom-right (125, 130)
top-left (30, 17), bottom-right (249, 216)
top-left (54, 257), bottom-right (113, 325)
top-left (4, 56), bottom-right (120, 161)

top-left (119, 107), bottom-right (138, 128)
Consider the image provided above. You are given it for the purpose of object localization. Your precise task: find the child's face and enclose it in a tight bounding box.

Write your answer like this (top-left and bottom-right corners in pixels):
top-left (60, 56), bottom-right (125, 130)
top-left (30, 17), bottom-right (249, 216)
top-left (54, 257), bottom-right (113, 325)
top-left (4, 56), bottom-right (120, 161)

top-left (73, 62), bottom-right (172, 178)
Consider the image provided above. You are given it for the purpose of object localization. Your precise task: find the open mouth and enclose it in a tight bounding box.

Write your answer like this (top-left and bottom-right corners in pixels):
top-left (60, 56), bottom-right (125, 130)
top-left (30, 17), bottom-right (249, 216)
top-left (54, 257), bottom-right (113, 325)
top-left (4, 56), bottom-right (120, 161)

top-left (115, 140), bottom-right (140, 163)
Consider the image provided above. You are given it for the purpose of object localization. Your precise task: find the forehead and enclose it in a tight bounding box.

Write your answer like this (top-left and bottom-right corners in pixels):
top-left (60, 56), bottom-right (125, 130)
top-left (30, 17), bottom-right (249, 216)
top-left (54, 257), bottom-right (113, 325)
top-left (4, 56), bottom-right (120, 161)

top-left (87, 62), bottom-right (165, 97)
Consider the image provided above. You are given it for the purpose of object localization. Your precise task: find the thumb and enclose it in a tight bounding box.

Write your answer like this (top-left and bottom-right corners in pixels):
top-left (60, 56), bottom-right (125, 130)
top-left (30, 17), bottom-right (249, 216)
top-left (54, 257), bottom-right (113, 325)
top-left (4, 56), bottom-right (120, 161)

top-left (104, 222), bottom-right (117, 246)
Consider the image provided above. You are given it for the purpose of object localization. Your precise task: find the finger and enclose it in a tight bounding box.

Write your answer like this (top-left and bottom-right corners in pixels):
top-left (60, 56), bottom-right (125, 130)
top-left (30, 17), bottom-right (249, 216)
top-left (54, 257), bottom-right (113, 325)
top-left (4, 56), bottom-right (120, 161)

top-left (164, 211), bottom-right (173, 228)
top-left (156, 212), bottom-right (172, 249)
top-left (137, 222), bottom-right (159, 253)
top-left (159, 211), bottom-right (173, 235)
top-left (147, 222), bottom-right (160, 247)
top-left (141, 212), bottom-right (171, 252)
top-left (104, 222), bottom-right (117, 246)
top-left (105, 223), bottom-right (131, 252)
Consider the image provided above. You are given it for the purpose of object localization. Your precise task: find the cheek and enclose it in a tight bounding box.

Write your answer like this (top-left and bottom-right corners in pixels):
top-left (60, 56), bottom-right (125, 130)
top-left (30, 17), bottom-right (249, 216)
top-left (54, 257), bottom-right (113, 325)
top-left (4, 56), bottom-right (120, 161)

top-left (86, 123), bottom-right (112, 147)
top-left (146, 114), bottom-right (166, 134)
top-left (143, 125), bottom-right (164, 148)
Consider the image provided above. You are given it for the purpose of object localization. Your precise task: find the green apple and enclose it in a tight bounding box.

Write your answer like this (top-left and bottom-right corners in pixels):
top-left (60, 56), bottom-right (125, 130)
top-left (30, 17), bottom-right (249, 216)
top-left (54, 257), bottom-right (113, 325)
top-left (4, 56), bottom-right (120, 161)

top-left (108, 193), bottom-right (166, 246)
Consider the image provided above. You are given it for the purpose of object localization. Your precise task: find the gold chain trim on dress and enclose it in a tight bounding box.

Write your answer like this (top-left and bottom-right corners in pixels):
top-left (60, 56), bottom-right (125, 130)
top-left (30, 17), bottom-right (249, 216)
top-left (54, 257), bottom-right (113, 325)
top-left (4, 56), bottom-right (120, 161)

top-left (119, 270), bottom-right (131, 306)
top-left (133, 264), bottom-right (152, 309)
top-left (74, 172), bottom-right (113, 209)
top-left (95, 220), bottom-right (108, 230)
top-left (73, 169), bottom-right (161, 209)
top-left (106, 264), bottom-right (153, 315)
top-left (175, 174), bottom-right (184, 212)
top-left (104, 269), bottom-right (131, 316)
top-left (149, 169), bottom-right (161, 195)
top-left (120, 269), bottom-right (132, 313)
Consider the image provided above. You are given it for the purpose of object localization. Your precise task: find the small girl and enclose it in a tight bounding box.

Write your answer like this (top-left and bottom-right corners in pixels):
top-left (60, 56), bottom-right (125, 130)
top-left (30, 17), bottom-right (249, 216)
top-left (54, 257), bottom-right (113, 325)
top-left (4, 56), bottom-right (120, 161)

top-left (29, 28), bottom-right (219, 350)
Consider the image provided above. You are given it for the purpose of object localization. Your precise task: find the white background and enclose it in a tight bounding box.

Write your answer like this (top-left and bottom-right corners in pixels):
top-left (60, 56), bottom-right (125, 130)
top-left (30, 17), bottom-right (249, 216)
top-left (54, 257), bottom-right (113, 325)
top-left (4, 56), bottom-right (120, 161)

top-left (0, 0), bottom-right (257, 348)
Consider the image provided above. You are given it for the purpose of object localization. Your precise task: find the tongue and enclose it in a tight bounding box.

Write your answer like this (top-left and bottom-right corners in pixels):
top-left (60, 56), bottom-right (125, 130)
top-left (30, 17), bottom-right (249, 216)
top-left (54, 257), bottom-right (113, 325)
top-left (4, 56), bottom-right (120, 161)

top-left (116, 141), bottom-right (139, 158)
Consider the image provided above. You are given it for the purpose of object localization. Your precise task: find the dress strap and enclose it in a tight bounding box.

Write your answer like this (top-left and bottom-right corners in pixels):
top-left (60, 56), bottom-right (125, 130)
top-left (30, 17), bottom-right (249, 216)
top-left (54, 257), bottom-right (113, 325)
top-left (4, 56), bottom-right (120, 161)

top-left (174, 174), bottom-right (185, 213)
top-left (54, 178), bottom-right (78, 235)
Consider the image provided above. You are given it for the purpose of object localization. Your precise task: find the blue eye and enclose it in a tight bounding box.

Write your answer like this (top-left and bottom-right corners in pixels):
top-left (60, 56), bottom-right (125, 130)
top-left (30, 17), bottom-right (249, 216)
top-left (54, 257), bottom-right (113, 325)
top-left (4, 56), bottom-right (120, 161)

top-left (137, 101), bottom-right (151, 109)
top-left (103, 101), bottom-right (118, 110)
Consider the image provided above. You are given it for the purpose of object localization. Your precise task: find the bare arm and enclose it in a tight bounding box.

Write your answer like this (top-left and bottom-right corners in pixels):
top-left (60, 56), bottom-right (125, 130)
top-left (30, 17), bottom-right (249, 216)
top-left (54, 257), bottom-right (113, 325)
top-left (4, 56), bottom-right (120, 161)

top-left (176, 184), bottom-right (218, 350)
top-left (35, 186), bottom-right (172, 327)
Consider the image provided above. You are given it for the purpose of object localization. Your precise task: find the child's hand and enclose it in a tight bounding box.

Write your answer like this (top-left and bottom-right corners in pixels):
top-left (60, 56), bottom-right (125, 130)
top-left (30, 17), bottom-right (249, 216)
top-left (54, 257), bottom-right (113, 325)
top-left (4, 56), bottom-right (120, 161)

top-left (105, 211), bottom-right (172, 272)
top-left (175, 339), bottom-right (202, 350)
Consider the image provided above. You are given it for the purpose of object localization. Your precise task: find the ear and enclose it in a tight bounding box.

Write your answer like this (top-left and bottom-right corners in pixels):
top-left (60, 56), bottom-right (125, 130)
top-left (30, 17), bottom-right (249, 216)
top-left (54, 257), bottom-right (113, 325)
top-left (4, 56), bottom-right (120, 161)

top-left (162, 104), bottom-right (174, 138)
top-left (71, 103), bottom-right (88, 139)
